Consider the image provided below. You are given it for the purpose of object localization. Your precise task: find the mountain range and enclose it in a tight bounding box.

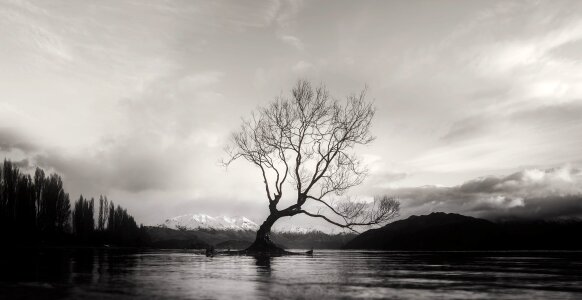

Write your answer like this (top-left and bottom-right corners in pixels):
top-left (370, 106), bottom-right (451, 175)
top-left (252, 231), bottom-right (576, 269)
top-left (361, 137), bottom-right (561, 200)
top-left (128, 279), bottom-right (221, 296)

top-left (151, 213), bottom-right (353, 249)
top-left (153, 212), bottom-right (582, 250)
top-left (160, 213), bottom-right (318, 233)
top-left (162, 214), bottom-right (260, 231)
top-left (344, 212), bottom-right (582, 250)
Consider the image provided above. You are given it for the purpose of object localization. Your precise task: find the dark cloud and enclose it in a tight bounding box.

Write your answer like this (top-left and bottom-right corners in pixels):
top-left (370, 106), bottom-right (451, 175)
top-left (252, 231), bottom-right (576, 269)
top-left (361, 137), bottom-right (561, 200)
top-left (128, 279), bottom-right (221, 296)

top-left (485, 195), bottom-right (582, 220)
top-left (384, 166), bottom-right (582, 220)
top-left (0, 128), bottom-right (36, 153)
top-left (33, 132), bottom-right (195, 195)
top-left (13, 158), bottom-right (31, 169)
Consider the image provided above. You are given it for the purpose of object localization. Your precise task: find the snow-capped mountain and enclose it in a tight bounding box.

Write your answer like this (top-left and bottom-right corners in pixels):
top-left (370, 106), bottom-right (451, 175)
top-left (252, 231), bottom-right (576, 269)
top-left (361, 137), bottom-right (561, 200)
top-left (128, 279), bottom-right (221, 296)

top-left (160, 214), bottom-right (321, 233)
top-left (272, 224), bottom-right (317, 234)
top-left (162, 214), bottom-right (259, 231)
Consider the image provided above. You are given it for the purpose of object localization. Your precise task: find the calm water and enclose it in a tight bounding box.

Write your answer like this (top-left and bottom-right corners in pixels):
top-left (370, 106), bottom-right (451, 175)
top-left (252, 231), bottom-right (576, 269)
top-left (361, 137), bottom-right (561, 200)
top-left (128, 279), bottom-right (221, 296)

top-left (1, 249), bottom-right (582, 299)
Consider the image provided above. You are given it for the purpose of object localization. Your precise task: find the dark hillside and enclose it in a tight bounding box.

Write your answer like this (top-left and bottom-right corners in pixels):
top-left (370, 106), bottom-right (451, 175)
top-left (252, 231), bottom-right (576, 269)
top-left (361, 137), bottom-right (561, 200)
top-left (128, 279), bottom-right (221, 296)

top-left (344, 212), bottom-right (582, 250)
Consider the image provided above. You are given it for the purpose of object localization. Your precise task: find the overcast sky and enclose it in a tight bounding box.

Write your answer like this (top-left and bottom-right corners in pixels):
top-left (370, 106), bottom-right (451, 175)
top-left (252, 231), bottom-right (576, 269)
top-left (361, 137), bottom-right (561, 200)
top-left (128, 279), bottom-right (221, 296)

top-left (1, 0), bottom-right (582, 229)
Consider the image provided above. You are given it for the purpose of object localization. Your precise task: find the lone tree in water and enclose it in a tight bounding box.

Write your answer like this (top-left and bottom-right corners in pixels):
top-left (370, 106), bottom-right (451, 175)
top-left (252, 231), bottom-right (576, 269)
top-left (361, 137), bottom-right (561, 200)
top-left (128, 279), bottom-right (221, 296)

top-left (224, 80), bottom-right (399, 254)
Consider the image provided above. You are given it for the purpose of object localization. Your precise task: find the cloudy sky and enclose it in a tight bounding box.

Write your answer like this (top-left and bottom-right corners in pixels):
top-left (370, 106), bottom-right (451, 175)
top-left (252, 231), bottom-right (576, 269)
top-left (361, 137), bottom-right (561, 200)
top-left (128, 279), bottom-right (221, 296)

top-left (1, 0), bottom-right (582, 229)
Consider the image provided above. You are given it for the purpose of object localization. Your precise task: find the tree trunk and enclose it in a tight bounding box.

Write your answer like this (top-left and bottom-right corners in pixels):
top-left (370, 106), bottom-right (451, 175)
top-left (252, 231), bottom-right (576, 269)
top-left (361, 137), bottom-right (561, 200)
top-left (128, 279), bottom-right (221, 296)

top-left (245, 213), bottom-right (285, 254)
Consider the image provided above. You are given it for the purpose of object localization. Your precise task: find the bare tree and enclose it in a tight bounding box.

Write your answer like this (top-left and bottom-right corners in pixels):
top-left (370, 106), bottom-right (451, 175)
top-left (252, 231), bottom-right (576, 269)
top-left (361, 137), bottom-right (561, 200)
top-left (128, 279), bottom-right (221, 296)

top-left (224, 80), bottom-right (399, 253)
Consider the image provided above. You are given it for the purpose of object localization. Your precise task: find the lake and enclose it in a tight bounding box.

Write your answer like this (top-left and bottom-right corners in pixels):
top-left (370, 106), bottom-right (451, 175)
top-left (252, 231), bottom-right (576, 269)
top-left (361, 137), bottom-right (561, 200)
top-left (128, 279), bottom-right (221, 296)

top-left (1, 249), bottom-right (581, 299)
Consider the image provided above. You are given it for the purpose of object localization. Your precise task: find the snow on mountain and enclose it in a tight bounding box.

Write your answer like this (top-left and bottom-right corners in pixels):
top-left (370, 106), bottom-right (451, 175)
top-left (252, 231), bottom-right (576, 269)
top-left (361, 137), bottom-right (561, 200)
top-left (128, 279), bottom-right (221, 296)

top-left (160, 214), bottom-right (319, 233)
top-left (272, 224), bottom-right (317, 234)
top-left (162, 214), bottom-right (259, 231)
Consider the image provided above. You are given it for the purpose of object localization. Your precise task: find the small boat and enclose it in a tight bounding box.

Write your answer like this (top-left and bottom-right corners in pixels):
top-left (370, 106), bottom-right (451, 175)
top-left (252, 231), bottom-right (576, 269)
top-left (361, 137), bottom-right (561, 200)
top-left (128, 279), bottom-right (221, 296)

top-left (306, 249), bottom-right (313, 255)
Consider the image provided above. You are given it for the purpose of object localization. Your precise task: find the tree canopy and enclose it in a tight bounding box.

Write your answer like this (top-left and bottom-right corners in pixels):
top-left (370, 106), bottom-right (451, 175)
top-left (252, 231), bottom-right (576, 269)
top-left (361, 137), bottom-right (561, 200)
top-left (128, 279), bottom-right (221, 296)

top-left (225, 80), bottom-right (399, 234)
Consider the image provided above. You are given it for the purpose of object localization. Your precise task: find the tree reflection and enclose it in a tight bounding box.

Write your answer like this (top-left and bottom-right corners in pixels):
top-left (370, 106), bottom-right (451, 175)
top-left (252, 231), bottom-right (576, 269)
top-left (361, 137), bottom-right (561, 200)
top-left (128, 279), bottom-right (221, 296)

top-left (253, 255), bottom-right (272, 274)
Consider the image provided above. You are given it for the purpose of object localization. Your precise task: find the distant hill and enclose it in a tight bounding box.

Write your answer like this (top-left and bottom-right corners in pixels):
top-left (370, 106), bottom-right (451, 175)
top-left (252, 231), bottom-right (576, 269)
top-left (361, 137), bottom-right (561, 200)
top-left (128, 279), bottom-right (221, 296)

top-left (344, 212), bottom-right (582, 250)
top-left (145, 226), bottom-right (355, 250)
top-left (146, 226), bottom-right (255, 249)
top-left (272, 231), bottom-right (356, 250)
top-left (344, 212), bottom-right (502, 250)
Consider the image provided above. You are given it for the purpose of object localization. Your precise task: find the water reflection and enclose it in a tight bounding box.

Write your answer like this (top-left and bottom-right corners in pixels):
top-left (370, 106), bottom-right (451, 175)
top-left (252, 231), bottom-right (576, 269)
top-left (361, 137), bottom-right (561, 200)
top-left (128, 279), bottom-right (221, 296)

top-left (253, 255), bottom-right (272, 273)
top-left (1, 249), bottom-right (581, 299)
top-left (71, 249), bottom-right (94, 285)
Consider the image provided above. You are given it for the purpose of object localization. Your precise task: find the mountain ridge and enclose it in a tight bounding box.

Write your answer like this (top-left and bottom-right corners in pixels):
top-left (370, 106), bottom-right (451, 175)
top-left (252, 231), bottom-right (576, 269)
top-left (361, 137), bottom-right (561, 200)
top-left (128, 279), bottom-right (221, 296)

top-left (162, 214), bottom-right (259, 231)
top-left (344, 212), bottom-right (582, 250)
top-left (159, 213), bottom-right (319, 234)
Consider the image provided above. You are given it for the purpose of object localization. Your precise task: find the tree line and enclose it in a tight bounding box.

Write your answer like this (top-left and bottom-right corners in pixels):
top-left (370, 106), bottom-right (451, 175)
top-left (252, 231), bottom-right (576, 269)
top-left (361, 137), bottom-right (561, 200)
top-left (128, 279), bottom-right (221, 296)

top-left (0, 159), bottom-right (147, 246)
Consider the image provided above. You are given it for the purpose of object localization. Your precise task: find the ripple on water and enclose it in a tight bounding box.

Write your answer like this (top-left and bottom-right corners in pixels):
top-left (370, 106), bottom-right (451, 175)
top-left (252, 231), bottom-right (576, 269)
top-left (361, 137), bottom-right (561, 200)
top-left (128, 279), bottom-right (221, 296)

top-left (1, 249), bottom-right (582, 299)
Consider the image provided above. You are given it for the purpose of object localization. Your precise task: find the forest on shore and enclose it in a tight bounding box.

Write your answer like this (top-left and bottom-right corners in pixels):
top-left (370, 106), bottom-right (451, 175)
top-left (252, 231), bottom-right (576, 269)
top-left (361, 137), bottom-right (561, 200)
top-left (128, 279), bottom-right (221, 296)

top-left (0, 159), bottom-right (148, 247)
